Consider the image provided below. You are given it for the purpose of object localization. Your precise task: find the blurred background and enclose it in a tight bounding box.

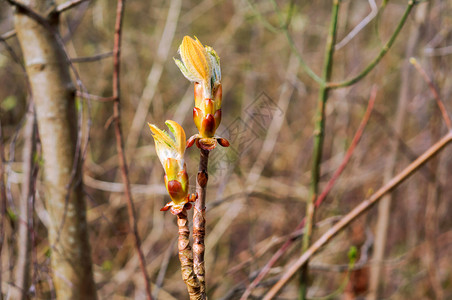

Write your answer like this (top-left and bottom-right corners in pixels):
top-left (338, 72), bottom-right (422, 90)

top-left (1, 0), bottom-right (452, 299)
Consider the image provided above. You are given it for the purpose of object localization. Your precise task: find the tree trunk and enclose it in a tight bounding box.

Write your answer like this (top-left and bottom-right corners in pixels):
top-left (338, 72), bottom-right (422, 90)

top-left (14, 1), bottom-right (97, 299)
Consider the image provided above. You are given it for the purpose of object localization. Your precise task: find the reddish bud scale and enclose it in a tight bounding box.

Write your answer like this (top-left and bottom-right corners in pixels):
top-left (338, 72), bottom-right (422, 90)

top-left (201, 114), bottom-right (216, 137)
top-left (193, 83), bottom-right (223, 140)
top-left (213, 84), bottom-right (222, 110)
top-left (167, 180), bottom-right (184, 200)
top-left (214, 109), bottom-right (221, 132)
top-left (217, 137), bottom-right (229, 147)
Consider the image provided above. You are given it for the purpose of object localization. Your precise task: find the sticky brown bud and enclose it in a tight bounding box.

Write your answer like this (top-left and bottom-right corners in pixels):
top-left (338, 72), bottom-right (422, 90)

top-left (167, 180), bottom-right (184, 200)
top-left (202, 114), bottom-right (216, 137)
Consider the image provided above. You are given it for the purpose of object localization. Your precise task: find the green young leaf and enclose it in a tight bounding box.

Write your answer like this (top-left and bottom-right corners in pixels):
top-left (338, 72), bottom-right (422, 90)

top-left (348, 245), bottom-right (358, 265)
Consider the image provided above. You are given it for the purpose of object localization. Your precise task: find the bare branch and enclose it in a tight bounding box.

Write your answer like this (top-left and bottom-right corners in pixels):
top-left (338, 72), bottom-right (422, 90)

top-left (335, 0), bottom-right (378, 50)
top-left (111, 0), bottom-right (152, 298)
top-left (241, 86), bottom-right (377, 299)
top-left (264, 131), bottom-right (452, 299)
top-left (56, 0), bottom-right (90, 14)
top-left (70, 51), bottom-right (113, 63)
top-left (410, 57), bottom-right (452, 130)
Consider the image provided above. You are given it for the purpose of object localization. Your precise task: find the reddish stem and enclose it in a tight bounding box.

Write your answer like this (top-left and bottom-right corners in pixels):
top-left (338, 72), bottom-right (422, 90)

top-left (410, 58), bottom-right (452, 130)
top-left (112, 1), bottom-right (152, 299)
top-left (240, 87), bottom-right (377, 299)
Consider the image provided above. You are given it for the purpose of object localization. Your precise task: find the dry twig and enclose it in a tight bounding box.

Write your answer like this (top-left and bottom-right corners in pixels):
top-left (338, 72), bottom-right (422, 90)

top-left (241, 87), bottom-right (377, 299)
top-left (264, 130), bottom-right (452, 299)
top-left (112, 0), bottom-right (152, 298)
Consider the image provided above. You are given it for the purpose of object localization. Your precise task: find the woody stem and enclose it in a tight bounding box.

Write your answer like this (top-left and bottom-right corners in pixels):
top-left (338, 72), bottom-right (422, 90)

top-left (177, 210), bottom-right (203, 299)
top-left (193, 149), bottom-right (209, 297)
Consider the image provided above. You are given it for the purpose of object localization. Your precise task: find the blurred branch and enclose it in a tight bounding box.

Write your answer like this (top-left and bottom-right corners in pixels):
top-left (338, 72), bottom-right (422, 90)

top-left (300, 1), bottom-right (339, 298)
top-left (83, 174), bottom-right (166, 195)
top-left (111, 0), bottom-right (152, 299)
top-left (70, 51), bottom-right (113, 63)
top-left (411, 50), bottom-right (447, 300)
top-left (315, 86), bottom-right (377, 207)
top-left (126, 0), bottom-right (181, 152)
top-left (369, 6), bottom-right (427, 297)
top-left (7, 0), bottom-right (49, 28)
top-left (0, 36), bottom-right (23, 68)
top-left (246, 0), bottom-right (323, 84)
top-left (424, 45), bottom-right (452, 56)
top-left (56, 0), bottom-right (90, 14)
top-left (0, 29), bottom-right (16, 40)
top-left (335, 0), bottom-right (378, 50)
top-left (3, 0), bottom-right (90, 37)
top-left (410, 57), bottom-right (452, 130)
top-left (12, 107), bottom-right (36, 300)
top-left (227, 53), bottom-right (300, 300)
top-left (241, 86), bottom-right (377, 299)
top-left (263, 130), bottom-right (452, 299)
top-left (327, 1), bottom-right (415, 89)
top-left (76, 91), bottom-right (115, 102)
top-left (0, 119), bottom-right (6, 300)
top-left (245, 0), bottom-right (279, 33)
top-left (153, 239), bottom-right (177, 299)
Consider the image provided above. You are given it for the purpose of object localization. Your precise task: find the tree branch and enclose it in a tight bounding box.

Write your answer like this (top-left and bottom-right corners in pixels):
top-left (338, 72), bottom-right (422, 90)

top-left (263, 131), bottom-right (452, 299)
top-left (111, 0), bottom-right (152, 299)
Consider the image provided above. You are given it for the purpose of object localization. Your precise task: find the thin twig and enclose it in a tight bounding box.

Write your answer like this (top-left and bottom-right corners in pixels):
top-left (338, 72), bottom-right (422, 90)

top-left (368, 10), bottom-right (427, 296)
top-left (111, 0), bottom-right (152, 299)
top-left (335, 0), bottom-right (378, 50)
top-left (424, 45), bottom-right (452, 56)
top-left (246, 0), bottom-right (323, 85)
top-left (76, 91), bottom-right (115, 102)
top-left (0, 119), bottom-right (7, 300)
top-left (240, 86), bottom-right (377, 299)
top-left (0, 29), bottom-right (16, 40)
top-left (12, 106), bottom-right (36, 300)
top-left (6, 0), bottom-right (49, 27)
top-left (153, 238), bottom-right (177, 299)
top-left (70, 51), bottom-right (113, 63)
top-left (315, 86), bottom-right (377, 206)
top-left (2, 0), bottom-right (88, 41)
top-left (410, 57), bottom-right (452, 130)
top-left (300, 1), bottom-right (339, 298)
top-left (126, 0), bottom-right (181, 152)
top-left (263, 131), bottom-right (452, 299)
top-left (193, 149), bottom-right (209, 298)
top-left (327, 1), bottom-right (416, 89)
top-left (56, 0), bottom-right (90, 14)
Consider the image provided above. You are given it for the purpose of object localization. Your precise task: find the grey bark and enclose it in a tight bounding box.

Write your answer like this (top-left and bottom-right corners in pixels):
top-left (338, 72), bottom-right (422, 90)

top-left (13, 0), bottom-right (97, 299)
